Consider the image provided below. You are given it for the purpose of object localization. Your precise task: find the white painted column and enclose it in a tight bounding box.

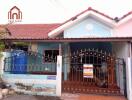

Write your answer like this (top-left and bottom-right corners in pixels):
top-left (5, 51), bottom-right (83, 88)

top-left (56, 55), bottom-right (62, 96)
top-left (0, 52), bottom-right (11, 75)
top-left (127, 57), bottom-right (132, 100)
top-left (127, 42), bottom-right (132, 100)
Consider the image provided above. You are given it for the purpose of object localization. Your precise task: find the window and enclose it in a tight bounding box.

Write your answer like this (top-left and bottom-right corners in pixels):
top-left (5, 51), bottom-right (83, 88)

top-left (44, 50), bottom-right (59, 63)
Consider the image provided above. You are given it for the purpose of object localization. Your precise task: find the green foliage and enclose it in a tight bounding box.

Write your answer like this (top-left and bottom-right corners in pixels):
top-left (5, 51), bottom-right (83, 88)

top-left (0, 53), bottom-right (3, 58)
top-left (0, 42), bottom-right (5, 50)
top-left (13, 42), bottom-right (29, 46)
top-left (0, 42), bottom-right (5, 58)
top-left (0, 24), bottom-right (12, 58)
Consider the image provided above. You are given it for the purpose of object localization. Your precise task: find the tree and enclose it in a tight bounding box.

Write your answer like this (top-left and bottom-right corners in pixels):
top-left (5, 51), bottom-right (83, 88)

top-left (0, 24), bottom-right (11, 39)
top-left (0, 23), bottom-right (12, 51)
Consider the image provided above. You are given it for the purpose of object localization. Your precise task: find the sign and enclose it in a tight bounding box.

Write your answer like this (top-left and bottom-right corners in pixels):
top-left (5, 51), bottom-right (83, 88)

top-left (8, 6), bottom-right (22, 23)
top-left (47, 75), bottom-right (56, 80)
top-left (83, 64), bottom-right (93, 78)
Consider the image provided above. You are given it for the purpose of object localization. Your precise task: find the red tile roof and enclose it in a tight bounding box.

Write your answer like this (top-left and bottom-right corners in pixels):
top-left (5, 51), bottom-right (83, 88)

top-left (5, 24), bottom-right (61, 39)
top-left (3, 7), bottom-right (114, 40)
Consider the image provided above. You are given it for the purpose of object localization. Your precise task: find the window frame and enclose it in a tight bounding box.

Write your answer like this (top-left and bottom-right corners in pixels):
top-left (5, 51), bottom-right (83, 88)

top-left (43, 49), bottom-right (59, 63)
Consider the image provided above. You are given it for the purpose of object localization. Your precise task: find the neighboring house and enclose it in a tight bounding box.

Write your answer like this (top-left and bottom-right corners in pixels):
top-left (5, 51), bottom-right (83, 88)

top-left (1, 7), bottom-right (132, 100)
top-left (113, 12), bottom-right (132, 100)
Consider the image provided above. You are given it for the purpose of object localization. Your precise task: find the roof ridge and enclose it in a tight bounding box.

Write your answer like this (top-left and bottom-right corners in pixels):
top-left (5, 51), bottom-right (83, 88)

top-left (62, 7), bottom-right (113, 25)
top-left (120, 10), bottom-right (132, 20)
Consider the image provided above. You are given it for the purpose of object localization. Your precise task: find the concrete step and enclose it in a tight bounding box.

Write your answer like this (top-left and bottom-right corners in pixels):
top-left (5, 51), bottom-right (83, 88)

top-left (61, 93), bottom-right (79, 100)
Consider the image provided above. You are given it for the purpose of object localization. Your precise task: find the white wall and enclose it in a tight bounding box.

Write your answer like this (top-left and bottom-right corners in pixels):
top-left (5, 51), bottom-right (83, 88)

top-left (64, 17), bottom-right (112, 38)
top-left (112, 42), bottom-right (128, 59)
top-left (112, 42), bottom-right (131, 100)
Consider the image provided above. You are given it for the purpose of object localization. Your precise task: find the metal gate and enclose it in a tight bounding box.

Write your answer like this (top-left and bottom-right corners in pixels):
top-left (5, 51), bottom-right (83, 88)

top-left (62, 49), bottom-right (121, 95)
top-left (4, 51), bottom-right (57, 75)
top-left (116, 58), bottom-right (127, 97)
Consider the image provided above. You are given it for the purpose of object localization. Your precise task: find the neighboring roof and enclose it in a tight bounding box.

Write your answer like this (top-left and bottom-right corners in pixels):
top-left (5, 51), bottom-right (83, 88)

top-left (48, 7), bottom-right (115, 38)
top-left (120, 11), bottom-right (132, 20)
top-left (5, 24), bottom-right (61, 39)
top-left (117, 10), bottom-right (132, 25)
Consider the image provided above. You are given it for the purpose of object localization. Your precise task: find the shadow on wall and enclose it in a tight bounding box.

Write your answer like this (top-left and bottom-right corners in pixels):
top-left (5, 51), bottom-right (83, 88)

top-left (70, 42), bottom-right (112, 53)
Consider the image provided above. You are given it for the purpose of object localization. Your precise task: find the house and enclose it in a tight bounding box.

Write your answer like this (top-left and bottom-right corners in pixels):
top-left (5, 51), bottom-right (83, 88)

top-left (1, 7), bottom-right (132, 99)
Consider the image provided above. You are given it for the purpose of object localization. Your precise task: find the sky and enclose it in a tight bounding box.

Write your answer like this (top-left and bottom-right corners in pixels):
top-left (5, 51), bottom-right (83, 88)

top-left (0, 0), bottom-right (132, 24)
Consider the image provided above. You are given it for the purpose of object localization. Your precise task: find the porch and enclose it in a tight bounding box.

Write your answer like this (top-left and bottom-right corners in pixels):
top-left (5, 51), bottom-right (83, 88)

top-left (61, 42), bottom-right (126, 96)
top-left (1, 40), bottom-right (128, 97)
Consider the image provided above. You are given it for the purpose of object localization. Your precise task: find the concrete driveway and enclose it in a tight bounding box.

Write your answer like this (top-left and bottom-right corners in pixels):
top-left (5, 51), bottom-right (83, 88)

top-left (3, 94), bottom-right (127, 100)
top-left (3, 95), bottom-right (61, 100)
